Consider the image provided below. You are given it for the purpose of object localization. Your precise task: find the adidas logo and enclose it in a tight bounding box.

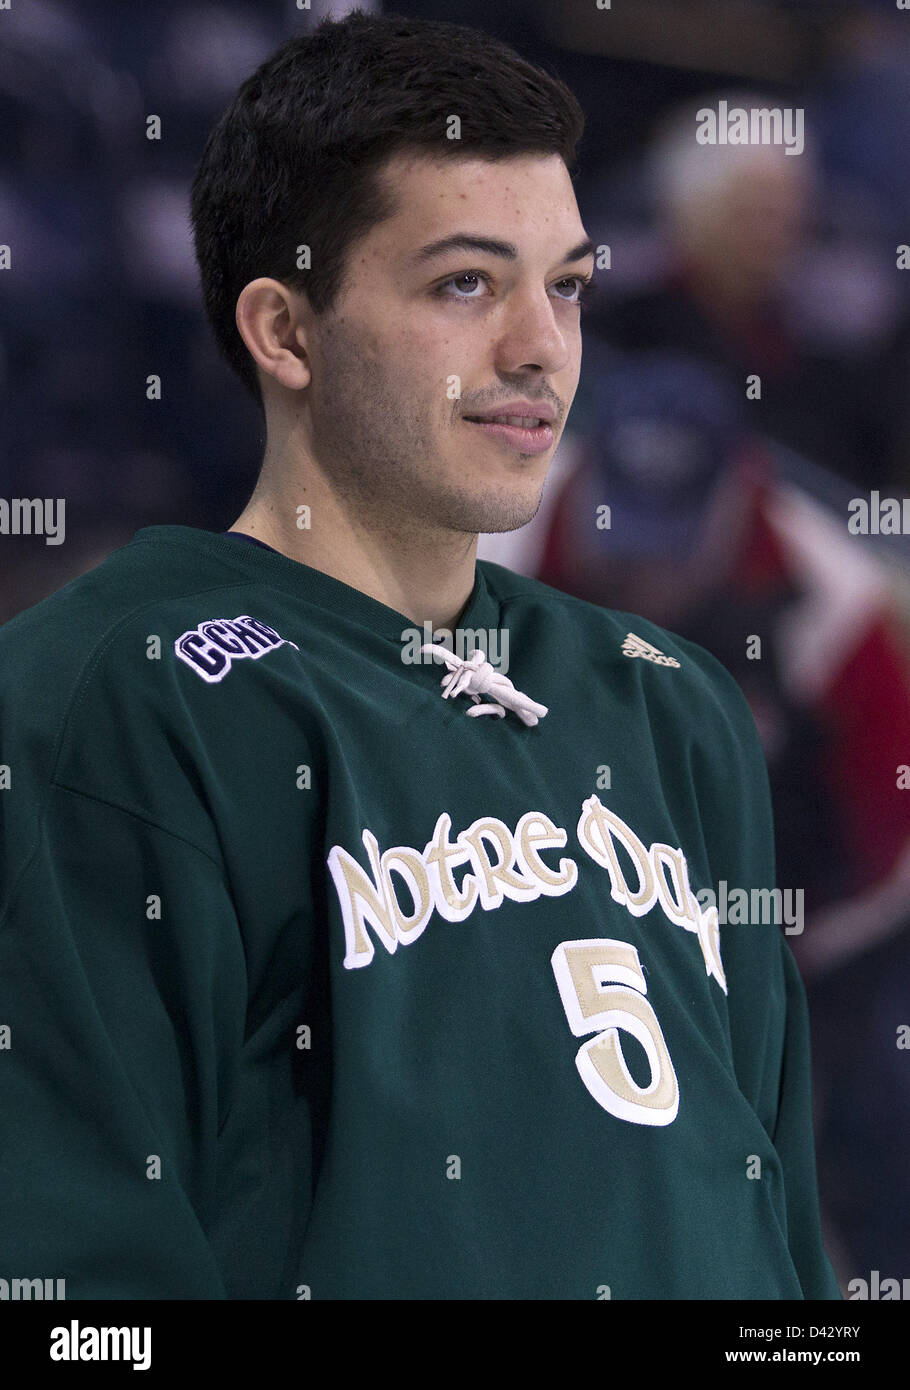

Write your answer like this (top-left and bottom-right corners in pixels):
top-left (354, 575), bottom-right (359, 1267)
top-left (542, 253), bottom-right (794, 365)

top-left (621, 632), bottom-right (680, 668)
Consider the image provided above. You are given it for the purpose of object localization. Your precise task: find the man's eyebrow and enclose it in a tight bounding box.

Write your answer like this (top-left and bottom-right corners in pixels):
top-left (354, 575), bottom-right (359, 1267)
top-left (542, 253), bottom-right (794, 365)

top-left (411, 233), bottom-right (597, 266)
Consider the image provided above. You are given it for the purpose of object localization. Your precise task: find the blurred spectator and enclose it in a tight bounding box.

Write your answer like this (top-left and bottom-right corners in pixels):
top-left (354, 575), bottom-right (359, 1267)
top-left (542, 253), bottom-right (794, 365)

top-left (585, 91), bottom-right (901, 489)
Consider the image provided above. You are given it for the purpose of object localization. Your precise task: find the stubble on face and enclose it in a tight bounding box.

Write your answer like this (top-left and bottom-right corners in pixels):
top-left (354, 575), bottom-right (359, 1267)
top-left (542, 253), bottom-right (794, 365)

top-left (305, 298), bottom-right (548, 541)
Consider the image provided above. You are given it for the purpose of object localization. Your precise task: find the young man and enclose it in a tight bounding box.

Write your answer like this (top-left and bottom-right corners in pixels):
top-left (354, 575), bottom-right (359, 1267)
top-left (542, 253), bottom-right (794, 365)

top-left (0, 12), bottom-right (840, 1299)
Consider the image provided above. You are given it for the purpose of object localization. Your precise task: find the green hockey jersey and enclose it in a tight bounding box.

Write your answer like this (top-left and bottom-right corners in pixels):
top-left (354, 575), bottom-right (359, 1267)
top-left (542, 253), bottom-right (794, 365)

top-left (0, 524), bottom-right (841, 1300)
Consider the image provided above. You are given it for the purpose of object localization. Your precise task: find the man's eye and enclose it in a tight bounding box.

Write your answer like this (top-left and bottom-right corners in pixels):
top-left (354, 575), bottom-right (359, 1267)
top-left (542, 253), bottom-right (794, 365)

top-left (435, 272), bottom-right (488, 299)
top-left (434, 272), bottom-right (594, 304)
top-left (553, 276), bottom-right (593, 304)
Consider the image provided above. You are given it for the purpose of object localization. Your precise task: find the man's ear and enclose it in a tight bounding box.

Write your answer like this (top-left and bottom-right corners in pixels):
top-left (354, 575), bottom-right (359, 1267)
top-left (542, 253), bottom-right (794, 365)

top-left (235, 278), bottom-right (311, 393)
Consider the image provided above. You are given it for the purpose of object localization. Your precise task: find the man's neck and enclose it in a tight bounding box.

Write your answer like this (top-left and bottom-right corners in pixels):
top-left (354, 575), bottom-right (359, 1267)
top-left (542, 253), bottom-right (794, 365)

top-left (229, 470), bottom-right (478, 633)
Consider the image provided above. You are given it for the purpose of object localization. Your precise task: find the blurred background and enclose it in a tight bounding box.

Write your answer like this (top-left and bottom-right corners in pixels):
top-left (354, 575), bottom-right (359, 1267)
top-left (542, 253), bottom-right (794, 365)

top-left (3, 0), bottom-right (910, 1294)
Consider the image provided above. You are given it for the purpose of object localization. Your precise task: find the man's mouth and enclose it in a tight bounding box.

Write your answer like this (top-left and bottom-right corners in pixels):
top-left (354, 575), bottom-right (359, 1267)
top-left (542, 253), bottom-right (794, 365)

top-left (465, 414), bottom-right (546, 429)
top-left (462, 414), bottom-right (555, 454)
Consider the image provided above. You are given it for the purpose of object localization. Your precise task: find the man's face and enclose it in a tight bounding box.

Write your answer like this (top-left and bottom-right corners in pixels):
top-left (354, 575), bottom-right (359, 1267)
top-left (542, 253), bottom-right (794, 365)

top-left (301, 151), bottom-right (594, 536)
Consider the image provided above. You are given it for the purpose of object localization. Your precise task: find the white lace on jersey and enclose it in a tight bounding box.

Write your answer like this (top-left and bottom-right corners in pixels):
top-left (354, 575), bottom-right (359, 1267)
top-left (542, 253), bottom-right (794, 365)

top-left (418, 644), bottom-right (548, 727)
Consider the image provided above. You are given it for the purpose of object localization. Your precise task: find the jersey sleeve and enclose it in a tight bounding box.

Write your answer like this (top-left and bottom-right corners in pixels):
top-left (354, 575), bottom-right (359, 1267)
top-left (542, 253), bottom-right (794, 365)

top-left (679, 634), bottom-right (843, 1301)
top-left (0, 781), bottom-right (249, 1298)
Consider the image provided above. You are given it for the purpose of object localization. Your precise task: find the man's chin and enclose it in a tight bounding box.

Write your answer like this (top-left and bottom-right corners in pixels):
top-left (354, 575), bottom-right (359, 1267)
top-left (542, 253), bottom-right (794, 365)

top-left (477, 508), bottom-right (540, 535)
top-left (451, 494), bottom-right (544, 535)
top-left (427, 471), bottom-right (548, 535)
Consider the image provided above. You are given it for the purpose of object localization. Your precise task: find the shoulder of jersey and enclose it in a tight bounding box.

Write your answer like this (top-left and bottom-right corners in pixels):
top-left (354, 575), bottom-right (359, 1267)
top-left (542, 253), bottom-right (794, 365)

top-left (0, 532), bottom-right (280, 711)
top-left (480, 560), bottom-right (746, 717)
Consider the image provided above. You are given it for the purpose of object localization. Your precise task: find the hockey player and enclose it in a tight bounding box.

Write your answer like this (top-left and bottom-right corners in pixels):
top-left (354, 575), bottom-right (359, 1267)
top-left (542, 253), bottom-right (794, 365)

top-left (0, 12), bottom-right (840, 1300)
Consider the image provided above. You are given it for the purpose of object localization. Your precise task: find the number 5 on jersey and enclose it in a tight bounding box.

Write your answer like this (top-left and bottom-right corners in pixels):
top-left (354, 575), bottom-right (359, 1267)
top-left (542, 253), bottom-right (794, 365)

top-left (551, 938), bottom-right (679, 1127)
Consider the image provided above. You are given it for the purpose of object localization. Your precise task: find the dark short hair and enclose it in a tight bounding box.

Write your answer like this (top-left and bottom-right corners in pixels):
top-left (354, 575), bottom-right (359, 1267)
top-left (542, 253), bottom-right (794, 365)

top-left (190, 8), bottom-right (585, 414)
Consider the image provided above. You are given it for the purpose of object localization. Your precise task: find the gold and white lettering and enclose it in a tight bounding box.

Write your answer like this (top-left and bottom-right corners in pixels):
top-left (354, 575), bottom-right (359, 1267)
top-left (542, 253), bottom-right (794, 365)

top-left (328, 830), bottom-right (399, 969)
top-left (551, 938), bottom-right (679, 1126)
top-left (576, 795), bottom-right (657, 916)
top-left (329, 797), bottom-right (728, 1006)
top-left (327, 798), bottom-right (738, 1126)
top-left (514, 812), bottom-right (577, 894)
top-left (423, 812), bottom-right (478, 921)
top-left (694, 903), bottom-right (727, 993)
top-left (380, 846), bottom-right (433, 945)
top-left (651, 843), bottom-right (699, 930)
top-left (460, 816), bottom-right (541, 908)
